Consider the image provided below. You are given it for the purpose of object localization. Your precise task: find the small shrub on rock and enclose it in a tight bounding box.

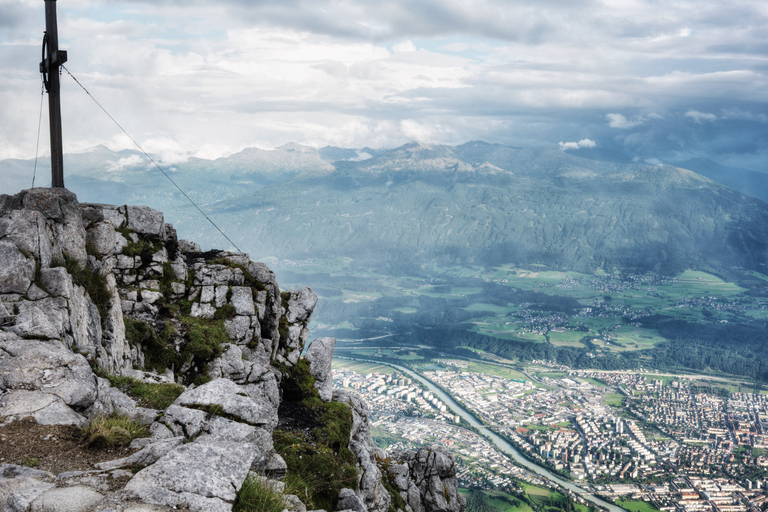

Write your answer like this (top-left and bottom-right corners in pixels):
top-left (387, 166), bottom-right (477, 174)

top-left (273, 358), bottom-right (358, 511)
top-left (81, 414), bottom-right (149, 448)
top-left (101, 373), bottom-right (185, 410)
top-left (234, 475), bottom-right (287, 512)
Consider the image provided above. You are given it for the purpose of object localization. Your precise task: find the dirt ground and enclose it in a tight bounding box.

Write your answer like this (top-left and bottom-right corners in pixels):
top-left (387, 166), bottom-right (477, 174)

top-left (0, 418), bottom-right (136, 475)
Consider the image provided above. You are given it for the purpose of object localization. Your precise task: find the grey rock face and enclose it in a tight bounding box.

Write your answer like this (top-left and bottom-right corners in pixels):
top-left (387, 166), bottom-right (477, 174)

top-left (333, 390), bottom-right (390, 512)
top-left (29, 484), bottom-right (104, 512)
top-left (0, 335), bottom-right (97, 423)
top-left (175, 377), bottom-right (279, 428)
top-left (305, 337), bottom-right (336, 402)
top-left (337, 488), bottom-right (367, 512)
top-left (0, 240), bottom-right (35, 294)
top-left (385, 447), bottom-right (465, 512)
top-left (0, 464), bottom-right (56, 512)
top-left (275, 287), bottom-right (317, 366)
top-left (125, 206), bottom-right (165, 240)
top-left (124, 435), bottom-right (258, 505)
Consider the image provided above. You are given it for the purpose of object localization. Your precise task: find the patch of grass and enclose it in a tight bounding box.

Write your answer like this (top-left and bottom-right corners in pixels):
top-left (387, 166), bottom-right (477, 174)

top-left (273, 358), bottom-right (359, 511)
top-left (80, 413), bottom-right (150, 448)
top-left (615, 499), bottom-right (662, 512)
top-left (183, 316), bottom-right (228, 367)
top-left (118, 228), bottom-right (162, 262)
top-left (23, 458), bottom-right (39, 468)
top-left (101, 373), bottom-right (185, 409)
top-left (124, 317), bottom-right (177, 373)
top-left (234, 476), bottom-right (287, 512)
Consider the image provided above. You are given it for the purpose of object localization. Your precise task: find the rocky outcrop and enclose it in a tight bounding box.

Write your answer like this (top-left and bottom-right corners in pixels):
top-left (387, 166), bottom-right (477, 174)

top-left (0, 188), bottom-right (463, 512)
top-left (306, 337), bottom-right (336, 402)
top-left (383, 447), bottom-right (465, 512)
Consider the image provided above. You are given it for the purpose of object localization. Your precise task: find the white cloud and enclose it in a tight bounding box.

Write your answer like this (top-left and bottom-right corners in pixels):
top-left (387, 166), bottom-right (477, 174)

top-left (559, 139), bottom-right (596, 151)
top-left (606, 113), bottom-right (645, 129)
top-left (685, 110), bottom-right (717, 123)
top-left (1, 0), bottom-right (767, 167)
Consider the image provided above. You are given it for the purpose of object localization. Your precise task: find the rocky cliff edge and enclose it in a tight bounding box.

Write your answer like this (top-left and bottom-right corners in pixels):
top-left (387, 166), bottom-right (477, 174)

top-left (0, 188), bottom-right (465, 512)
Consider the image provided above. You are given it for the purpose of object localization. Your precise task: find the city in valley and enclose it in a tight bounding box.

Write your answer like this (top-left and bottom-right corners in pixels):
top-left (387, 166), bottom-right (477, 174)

top-left (332, 357), bottom-right (768, 512)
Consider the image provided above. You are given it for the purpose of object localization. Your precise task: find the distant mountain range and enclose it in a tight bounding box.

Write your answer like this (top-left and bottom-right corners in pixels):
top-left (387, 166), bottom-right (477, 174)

top-left (4, 141), bottom-right (768, 275)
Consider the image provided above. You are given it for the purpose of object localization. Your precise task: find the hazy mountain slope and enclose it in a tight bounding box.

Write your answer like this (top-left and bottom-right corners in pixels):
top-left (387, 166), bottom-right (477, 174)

top-left (676, 157), bottom-right (768, 204)
top-left (219, 144), bottom-right (768, 275)
top-left (4, 141), bottom-right (768, 276)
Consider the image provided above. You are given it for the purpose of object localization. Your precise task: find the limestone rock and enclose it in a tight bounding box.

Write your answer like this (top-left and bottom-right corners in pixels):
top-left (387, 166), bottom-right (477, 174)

top-left (305, 337), bottom-right (336, 402)
top-left (125, 206), bottom-right (165, 240)
top-left (0, 336), bottom-right (97, 410)
top-left (29, 484), bottom-right (104, 511)
top-left (95, 437), bottom-right (186, 471)
top-left (385, 447), bottom-right (465, 512)
top-left (275, 287), bottom-right (317, 366)
top-left (124, 435), bottom-right (259, 505)
top-left (0, 241), bottom-right (35, 294)
top-left (337, 488), bottom-right (367, 512)
top-left (333, 390), bottom-right (390, 512)
top-left (174, 377), bottom-right (278, 428)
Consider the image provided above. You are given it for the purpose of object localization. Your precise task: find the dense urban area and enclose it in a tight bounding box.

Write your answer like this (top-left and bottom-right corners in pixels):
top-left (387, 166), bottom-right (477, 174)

top-left (333, 357), bottom-right (768, 512)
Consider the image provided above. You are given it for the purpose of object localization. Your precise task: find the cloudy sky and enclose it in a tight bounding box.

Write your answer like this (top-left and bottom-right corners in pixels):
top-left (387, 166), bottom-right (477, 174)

top-left (1, 0), bottom-right (767, 169)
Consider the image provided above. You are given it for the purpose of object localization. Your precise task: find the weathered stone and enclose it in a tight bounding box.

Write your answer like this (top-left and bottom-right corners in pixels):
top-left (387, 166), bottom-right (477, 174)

top-left (140, 290), bottom-right (163, 305)
top-left (275, 287), bottom-right (317, 366)
top-left (333, 390), bottom-right (390, 512)
top-left (7, 297), bottom-right (69, 340)
top-left (215, 285), bottom-right (228, 308)
top-left (0, 389), bottom-right (86, 426)
top-left (68, 282), bottom-right (103, 359)
top-left (116, 255), bottom-right (135, 269)
top-left (86, 221), bottom-right (120, 256)
top-left (124, 435), bottom-right (258, 504)
top-left (283, 494), bottom-right (308, 512)
top-left (30, 484), bottom-right (104, 512)
top-left (190, 302), bottom-right (215, 319)
top-left (178, 239), bottom-right (200, 252)
top-left (26, 284), bottom-right (48, 300)
top-left (200, 285), bottom-right (214, 303)
top-left (39, 267), bottom-right (73, 298)
top-left (223, 316), bottom-right (252, 346)
top-left (207, 344), bottom-right (247, 382)
top-left (305, 337), bottom-right (336, 402)
top-left (0, 337), bottom-right (97, 408)
top-left (0, 464), bottom-right (56, 512)
top-left (95, 437), bottom-right (185, 471)
top-left (230, 286), bottom-right (255, 316)
top-left (263, 452), bottom-right (287, 480)
top-left (160, 405), bottom-right (208, 439)
top-left (337, 488), bottom-right (367, 512)
top-left (175, 378), bottom-right (277, 427)
top-left (151, 248), bottom-right (168, 263)
top-left (125, 206), bottom-right (165, 240)
top-left (387, 447), bottom-right (465, 512)
top-left (170, 282), bottom-right (185, 296)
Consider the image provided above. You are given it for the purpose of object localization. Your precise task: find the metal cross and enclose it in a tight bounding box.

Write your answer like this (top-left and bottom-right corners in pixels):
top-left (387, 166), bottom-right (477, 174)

top-left (40, 0), bottom-right (67, 188)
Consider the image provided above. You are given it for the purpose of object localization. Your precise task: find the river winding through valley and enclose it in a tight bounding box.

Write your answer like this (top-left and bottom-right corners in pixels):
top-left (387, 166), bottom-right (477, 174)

top-left (338, 357), bottom-right (626, 512)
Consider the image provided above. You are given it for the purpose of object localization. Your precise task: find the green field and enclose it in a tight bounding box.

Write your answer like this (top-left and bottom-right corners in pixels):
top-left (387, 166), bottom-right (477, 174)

top-left (615, 499), bottom-right (662, 512)
top-left (332, 359), bottom-right (397, 374)
top-left (604, 393), bottom-right (625, 406)
top-left (460, 489), bottom-right (535, 512)
top-left (461, 361), bottom-right (528, 381)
